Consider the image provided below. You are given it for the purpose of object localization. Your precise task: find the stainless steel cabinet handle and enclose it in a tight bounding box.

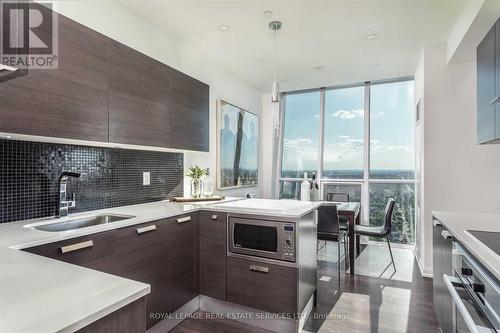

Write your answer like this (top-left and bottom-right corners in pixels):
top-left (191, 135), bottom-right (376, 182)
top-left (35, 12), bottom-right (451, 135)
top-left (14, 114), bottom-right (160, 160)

top-left (441, 230), bottom-right (453, 240)
top-left (136, 225), bottom-right (157, 234)
top-left (177, 216), bottom-right (191, 224)
top-left (443, 274), bottom-right (480, 333)
top-left (489, 94), bottom-right (500, 105)
top-left (249, 265), bottom-right (269, 273)
top-left (211, 215), bottom-right (218, 221)
top-left (60, 240), bottom-right (93, 254)
top-left (432, 219), bottom-right (441, 227)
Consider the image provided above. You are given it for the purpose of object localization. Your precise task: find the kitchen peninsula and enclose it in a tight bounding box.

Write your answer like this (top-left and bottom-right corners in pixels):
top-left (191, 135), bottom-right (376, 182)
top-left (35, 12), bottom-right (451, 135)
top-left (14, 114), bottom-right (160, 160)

top-left (0, 199), bottom-right (320, 333)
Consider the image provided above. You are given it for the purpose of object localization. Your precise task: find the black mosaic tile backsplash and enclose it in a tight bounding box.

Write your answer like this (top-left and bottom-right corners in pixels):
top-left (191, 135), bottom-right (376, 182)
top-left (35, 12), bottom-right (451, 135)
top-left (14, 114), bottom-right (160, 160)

top-left (0, 139), bottom-right (184, 223)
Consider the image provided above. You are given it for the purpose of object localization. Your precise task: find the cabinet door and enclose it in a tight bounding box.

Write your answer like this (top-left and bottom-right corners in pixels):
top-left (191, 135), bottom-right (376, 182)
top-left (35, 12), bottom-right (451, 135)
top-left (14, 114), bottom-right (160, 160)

top-left (169, 69), bottom-right (209, 152)
top-left (0, 11), bottom-right (109, 141)
top-left (24, 221), bottom-right (170, 330)
top-left (477, 27), bottom-right (496, 143)
top-left (227, 257), bottom-right (298, 315)
top-left (199, 211), bottom-right (227, 300)
top-left (24, 230), bottom-right (116, 268)
top-left (169, 214), bottom-right (197, 312)
top-left (441, 228), bottom-right (454, 333)
top-left (111, 221), bottom-right (170, 329)
top-left (432, 221), bottom-right (443, 326)
top-left (108, 40), bottom-right (172, 148)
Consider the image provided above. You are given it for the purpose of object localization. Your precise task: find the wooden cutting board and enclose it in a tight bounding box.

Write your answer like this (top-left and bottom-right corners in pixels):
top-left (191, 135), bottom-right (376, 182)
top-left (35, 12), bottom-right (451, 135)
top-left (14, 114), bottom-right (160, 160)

top-left (171, 196), bottom-right (225, 203)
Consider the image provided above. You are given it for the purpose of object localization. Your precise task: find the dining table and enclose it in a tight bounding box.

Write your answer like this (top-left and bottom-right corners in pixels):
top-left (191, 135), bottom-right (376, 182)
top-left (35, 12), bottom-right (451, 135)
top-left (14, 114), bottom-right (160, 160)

top-left (320, 201), bottom-right (361, 275)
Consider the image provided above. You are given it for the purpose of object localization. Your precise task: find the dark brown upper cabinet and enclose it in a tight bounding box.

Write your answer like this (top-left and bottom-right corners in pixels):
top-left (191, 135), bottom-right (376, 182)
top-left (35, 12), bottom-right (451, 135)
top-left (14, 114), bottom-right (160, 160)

top-left (477, 18), bottom-right (500, 143)
top-left (108, 40), bottom-right (172, 148)
top-left (0, 12), bottom-right (109, 141)
top-left (0, 7), bottom-right (209, 151)
top-left (169, 69), bottom-right (210, 151)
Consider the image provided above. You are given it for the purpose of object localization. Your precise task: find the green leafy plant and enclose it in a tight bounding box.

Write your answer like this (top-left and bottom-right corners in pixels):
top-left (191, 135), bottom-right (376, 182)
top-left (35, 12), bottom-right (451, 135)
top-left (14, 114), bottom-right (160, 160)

top-left (186, 165), bottom-right (207, 180)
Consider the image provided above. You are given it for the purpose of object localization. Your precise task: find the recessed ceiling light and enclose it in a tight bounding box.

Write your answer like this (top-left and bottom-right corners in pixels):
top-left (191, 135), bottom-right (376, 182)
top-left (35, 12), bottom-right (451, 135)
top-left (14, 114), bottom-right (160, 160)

top-left (365, 33), bottom-right (377, 40)
top-left (314, 65), bottom-right (325, 70)
top-left (217, 25), bottom-right (230, 32)
top-left (263, 11), bottom-right (273, 18)
top-left (256, 58), bottom-right (265, 63)
top-left (368, 63), bottom-right (379, 69)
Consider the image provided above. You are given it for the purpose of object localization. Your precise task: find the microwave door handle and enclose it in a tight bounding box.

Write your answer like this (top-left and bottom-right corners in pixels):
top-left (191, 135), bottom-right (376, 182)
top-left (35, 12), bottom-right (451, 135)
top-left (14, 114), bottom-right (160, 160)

top-left (443, 274), bottom-right (480, 333)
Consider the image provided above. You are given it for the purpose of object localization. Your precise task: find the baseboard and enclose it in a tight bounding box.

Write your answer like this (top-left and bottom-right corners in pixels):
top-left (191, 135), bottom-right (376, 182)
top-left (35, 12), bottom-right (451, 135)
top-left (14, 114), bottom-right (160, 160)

top-left (147, 297), bottom-right (199, 333)
top-left (199, 295), bottom-right (297, 333)
top-left (413, 247), bottom-right (433, 278)
top-left (298, 294), bottom-right (315, 333)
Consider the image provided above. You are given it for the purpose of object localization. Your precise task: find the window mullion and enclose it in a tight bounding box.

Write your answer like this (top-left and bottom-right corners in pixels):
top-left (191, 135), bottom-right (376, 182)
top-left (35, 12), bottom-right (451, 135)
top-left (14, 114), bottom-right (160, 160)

top-left (363, 82), bottom-right (371, 223)
top-left (318, 88), bottom-right (326, 198)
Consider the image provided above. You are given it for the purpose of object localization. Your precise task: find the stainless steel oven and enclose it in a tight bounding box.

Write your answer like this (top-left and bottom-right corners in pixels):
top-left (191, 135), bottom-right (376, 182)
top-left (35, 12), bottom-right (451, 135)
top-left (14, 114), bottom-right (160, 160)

top-left (228, 217), bottom-right (296, 263)
top-left (444, 241), bottom-right (500, 333)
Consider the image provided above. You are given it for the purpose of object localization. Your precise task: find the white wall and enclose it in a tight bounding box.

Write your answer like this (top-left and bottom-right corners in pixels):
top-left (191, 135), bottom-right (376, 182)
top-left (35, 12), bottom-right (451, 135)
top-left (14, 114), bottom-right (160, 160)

top-left (50, 0), bottom-right (264, 198)
top-left (181, 61), bottom-right (263, 198)
top-left (415, 43), bottom-right (500, 275)
top-left (414, 49), bottom-right (426, 274)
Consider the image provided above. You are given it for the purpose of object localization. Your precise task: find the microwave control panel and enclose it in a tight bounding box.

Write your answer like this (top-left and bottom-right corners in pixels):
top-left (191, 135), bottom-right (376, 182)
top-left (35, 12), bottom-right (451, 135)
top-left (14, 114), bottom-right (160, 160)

top-left (283, 224), bottom-right (295, 260)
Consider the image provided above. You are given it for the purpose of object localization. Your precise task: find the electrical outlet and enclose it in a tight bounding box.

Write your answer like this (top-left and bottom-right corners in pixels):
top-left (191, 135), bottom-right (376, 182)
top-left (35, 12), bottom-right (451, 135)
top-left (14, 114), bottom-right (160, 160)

top-left (143, 172), bottom-right (150, 186)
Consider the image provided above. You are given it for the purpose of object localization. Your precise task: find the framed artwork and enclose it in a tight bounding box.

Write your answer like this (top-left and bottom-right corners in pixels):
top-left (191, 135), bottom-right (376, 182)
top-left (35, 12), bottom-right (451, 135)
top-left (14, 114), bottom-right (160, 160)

top-left (217, 100), bottom-right (259, 189)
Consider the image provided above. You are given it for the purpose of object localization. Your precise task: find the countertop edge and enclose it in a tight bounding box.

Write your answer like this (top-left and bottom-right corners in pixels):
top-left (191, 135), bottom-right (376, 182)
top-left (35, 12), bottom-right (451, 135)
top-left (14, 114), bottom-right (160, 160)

top-left (59, 285), bottom-right (150, 333)
top-left (431, 210), bottom-right (500, 282)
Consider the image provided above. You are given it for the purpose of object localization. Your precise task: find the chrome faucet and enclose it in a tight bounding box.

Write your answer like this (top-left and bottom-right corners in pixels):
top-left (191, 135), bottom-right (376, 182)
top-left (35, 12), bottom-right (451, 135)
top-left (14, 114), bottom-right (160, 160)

top-left (56, 172), bottom-right (81, 217)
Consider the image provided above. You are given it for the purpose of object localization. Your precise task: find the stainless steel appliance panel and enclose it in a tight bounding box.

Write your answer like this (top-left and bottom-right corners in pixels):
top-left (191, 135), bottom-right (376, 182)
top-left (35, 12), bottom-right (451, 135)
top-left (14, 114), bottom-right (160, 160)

top-left (445, 241), bottom-right (500, 333)
top-left (228, 217), bottom-right (296, 263)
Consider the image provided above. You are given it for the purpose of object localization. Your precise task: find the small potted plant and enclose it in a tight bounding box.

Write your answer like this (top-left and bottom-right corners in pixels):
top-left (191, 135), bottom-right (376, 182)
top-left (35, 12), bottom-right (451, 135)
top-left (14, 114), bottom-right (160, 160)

top-left (186, 165), bottom-right (207, 198)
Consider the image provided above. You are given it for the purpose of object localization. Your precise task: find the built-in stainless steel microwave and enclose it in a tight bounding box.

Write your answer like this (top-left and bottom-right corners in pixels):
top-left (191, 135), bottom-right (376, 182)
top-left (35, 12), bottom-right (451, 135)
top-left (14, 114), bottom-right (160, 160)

top-left (228, 217), bottom-right (296, 263)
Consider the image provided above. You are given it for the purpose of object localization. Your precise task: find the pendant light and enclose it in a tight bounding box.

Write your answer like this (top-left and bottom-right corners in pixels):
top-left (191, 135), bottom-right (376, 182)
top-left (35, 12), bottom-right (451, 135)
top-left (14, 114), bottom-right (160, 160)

top-left (269, 21), bottom-right (282, 135)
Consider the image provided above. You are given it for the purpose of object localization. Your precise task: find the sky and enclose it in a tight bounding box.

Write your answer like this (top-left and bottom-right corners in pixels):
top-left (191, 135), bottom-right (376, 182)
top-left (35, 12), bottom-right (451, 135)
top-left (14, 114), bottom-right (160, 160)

top-left (281, 80), bottom-right (415, 174)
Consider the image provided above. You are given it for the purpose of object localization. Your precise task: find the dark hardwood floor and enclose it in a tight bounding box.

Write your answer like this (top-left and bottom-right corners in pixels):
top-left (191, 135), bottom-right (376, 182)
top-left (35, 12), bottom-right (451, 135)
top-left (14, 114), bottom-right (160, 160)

top-left (170, 311), bottom-right (273, 333)
top-left (305, 242), bottom-right (440, 333)
top-left (171, 242), bottom-right (440, 333)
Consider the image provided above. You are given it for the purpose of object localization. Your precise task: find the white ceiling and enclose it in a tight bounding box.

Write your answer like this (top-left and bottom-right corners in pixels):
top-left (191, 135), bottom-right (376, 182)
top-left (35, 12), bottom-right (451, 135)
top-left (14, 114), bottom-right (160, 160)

top-left (116, 0), bottom-right (467, 92)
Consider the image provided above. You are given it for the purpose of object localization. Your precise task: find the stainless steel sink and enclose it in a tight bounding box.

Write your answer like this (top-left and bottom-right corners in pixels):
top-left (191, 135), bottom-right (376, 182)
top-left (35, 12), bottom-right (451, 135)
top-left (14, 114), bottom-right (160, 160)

top-left (31, 214), bottom-right (135, 232)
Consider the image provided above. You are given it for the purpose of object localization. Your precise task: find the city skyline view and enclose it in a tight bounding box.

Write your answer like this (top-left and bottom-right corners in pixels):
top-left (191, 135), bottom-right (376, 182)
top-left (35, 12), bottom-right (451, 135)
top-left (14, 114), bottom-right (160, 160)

top-left (281, 81), bottom-right (415, 176)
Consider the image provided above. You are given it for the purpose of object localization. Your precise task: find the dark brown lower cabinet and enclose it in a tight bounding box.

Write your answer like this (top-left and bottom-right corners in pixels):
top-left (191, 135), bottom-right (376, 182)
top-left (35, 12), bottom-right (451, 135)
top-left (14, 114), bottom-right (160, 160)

top-left (432, 218), bottom-right (454, 333)
top-left (168, 214), bottom-right (197, 312)
top-left (76, 297), bottom-right (146, 333)
top-left (110, 220), bottom-right (170, 329)
top-left (24, 228), bottom-right (118, 269)
top-left (198, 211), bottom-right (227, 300)
top-left (24, 218), bottom-right (173, 330)
top-left (227, 257), bottom-right (298, 315)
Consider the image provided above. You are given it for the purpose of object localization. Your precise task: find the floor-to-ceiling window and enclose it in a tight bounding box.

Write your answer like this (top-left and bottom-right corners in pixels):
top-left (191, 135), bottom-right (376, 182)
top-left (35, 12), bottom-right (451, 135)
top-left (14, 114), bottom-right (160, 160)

top-left (277, 78), bottom-right (415, 244)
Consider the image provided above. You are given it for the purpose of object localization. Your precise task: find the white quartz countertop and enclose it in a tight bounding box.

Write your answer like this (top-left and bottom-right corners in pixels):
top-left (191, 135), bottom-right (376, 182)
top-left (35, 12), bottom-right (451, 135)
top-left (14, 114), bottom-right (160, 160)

top-left (431, 210), bottom-right (500, 281)
top-left (0, 197), bottom-right (240, 333)
top-left (0, 248), bottom-right (150, 333)
top-left (208, 198), bottom-right (322, 218)
top-left (0, 197), bottom-right (321, 333)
